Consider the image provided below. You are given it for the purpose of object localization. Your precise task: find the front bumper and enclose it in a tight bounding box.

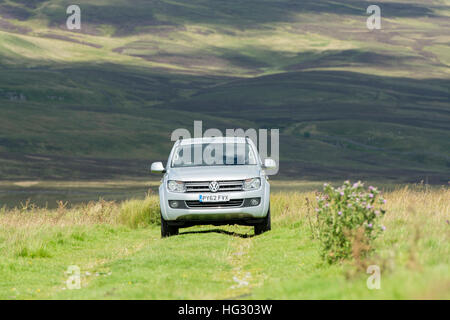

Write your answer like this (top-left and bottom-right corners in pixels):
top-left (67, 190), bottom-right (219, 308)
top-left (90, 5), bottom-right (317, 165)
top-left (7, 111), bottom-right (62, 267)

top-left (159, 184), bottom-right (270, 222)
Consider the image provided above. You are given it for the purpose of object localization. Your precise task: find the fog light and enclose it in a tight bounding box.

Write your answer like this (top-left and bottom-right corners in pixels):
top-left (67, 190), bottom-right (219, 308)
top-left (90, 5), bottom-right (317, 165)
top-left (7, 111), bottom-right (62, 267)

top-left (250, 198), bottom-right (260, 206)
top-left (169, 200), bottom-right (179, 208)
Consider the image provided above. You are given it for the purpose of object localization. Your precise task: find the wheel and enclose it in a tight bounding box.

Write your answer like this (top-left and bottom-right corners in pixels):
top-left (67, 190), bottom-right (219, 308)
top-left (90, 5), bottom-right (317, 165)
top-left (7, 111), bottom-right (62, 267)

top-left (254, 205), bottom-right (271, 235)
top-left (161, 213), bottom-right (179, 238)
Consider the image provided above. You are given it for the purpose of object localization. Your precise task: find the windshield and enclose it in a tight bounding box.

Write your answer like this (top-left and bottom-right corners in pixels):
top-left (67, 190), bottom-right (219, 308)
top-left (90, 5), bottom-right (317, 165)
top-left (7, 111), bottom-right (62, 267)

top-left (171, 142), bottom-right (258, 168)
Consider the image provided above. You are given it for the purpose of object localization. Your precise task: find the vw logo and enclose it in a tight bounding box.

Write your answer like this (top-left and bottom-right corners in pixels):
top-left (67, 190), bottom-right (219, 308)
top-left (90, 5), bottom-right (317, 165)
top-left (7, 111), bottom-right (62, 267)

top-left (209, 181), bottom-right (220, 193)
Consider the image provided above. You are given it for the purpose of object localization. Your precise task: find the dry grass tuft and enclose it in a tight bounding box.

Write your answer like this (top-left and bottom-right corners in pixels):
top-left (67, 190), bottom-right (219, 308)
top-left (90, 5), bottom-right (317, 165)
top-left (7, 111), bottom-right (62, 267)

top-left (0, 195), bottom-right (161, 258)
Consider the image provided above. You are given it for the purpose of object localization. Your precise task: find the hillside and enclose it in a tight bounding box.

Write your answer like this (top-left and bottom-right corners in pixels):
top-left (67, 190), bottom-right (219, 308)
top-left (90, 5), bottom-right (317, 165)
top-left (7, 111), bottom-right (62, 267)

top-left (0, 0), bottom-right (449, 182)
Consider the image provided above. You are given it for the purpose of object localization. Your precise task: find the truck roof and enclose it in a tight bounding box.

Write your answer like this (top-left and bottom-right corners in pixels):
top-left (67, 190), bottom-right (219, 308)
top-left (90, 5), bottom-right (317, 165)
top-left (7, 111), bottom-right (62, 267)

top-left (178, 137), bottom-right (249, 145)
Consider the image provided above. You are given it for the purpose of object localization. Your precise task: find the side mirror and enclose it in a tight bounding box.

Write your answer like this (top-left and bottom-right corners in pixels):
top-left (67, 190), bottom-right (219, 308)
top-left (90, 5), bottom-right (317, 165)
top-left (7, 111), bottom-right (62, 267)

top-left (151, 162), bottom-right (165, 173)
top-left (263, 158), bottom-right (277, 169)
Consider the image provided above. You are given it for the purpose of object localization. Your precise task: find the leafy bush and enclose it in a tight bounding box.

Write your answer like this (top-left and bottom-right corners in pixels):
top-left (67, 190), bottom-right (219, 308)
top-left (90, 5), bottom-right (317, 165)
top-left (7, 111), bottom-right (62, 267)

top-left (314, 181), bottom-right (386, 263)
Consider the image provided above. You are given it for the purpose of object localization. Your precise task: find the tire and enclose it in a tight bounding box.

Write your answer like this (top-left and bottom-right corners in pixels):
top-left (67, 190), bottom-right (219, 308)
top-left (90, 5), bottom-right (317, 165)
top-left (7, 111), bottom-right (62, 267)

top-left (161, 213), bottom-right (179, 238)
top-left (254, 205), bottom-right (271, 235)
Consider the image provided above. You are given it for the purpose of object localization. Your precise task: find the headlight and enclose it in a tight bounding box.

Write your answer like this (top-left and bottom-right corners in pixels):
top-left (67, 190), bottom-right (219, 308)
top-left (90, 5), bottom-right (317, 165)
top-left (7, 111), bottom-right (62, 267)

top-left (167, 180), bottom-right (185, 193)
top-left (243, 178), bottom-right (261, 191)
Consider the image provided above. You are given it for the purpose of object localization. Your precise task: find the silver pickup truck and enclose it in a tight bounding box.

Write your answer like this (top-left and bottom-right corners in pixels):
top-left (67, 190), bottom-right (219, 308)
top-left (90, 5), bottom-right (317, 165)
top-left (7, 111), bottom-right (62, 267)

top-left (151, 137), bottom-right (276, 237)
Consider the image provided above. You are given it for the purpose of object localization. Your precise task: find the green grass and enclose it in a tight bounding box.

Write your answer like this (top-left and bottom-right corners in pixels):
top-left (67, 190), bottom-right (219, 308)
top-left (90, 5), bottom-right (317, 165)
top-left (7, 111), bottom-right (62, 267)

top-left (1, 185), bottom-right (448, 299)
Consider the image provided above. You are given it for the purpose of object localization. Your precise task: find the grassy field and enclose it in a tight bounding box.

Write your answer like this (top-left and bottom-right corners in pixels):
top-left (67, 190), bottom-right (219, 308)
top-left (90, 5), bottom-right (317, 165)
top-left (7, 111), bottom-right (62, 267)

top-left (0, 183), bottom-right (448, 299)
top-left (0, 0), bottom-right (449, 182)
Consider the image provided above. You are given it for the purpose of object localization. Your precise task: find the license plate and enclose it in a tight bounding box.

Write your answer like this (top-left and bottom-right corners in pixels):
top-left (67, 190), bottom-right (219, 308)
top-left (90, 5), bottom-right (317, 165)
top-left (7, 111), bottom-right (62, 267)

top-left (199, 194), bottom-right (229, 202)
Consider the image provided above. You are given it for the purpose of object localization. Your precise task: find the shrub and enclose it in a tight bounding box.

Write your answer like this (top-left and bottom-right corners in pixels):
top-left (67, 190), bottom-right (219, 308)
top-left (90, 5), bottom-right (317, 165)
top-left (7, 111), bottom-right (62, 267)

top-left (314, 181), bottom-right (386, 264)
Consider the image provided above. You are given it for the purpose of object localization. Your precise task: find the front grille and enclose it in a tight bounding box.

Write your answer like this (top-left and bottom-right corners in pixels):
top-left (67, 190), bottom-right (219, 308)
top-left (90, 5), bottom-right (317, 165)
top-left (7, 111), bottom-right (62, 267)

top-left (185, 199), bottom-right (244, 208)
top-left (185, 180), bottom-right (244, 193)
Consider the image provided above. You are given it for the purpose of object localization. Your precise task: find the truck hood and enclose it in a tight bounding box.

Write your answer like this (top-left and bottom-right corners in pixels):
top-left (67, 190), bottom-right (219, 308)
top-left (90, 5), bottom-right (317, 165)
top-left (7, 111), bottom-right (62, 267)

top-left (167, 165), bottom-right (261, 181)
